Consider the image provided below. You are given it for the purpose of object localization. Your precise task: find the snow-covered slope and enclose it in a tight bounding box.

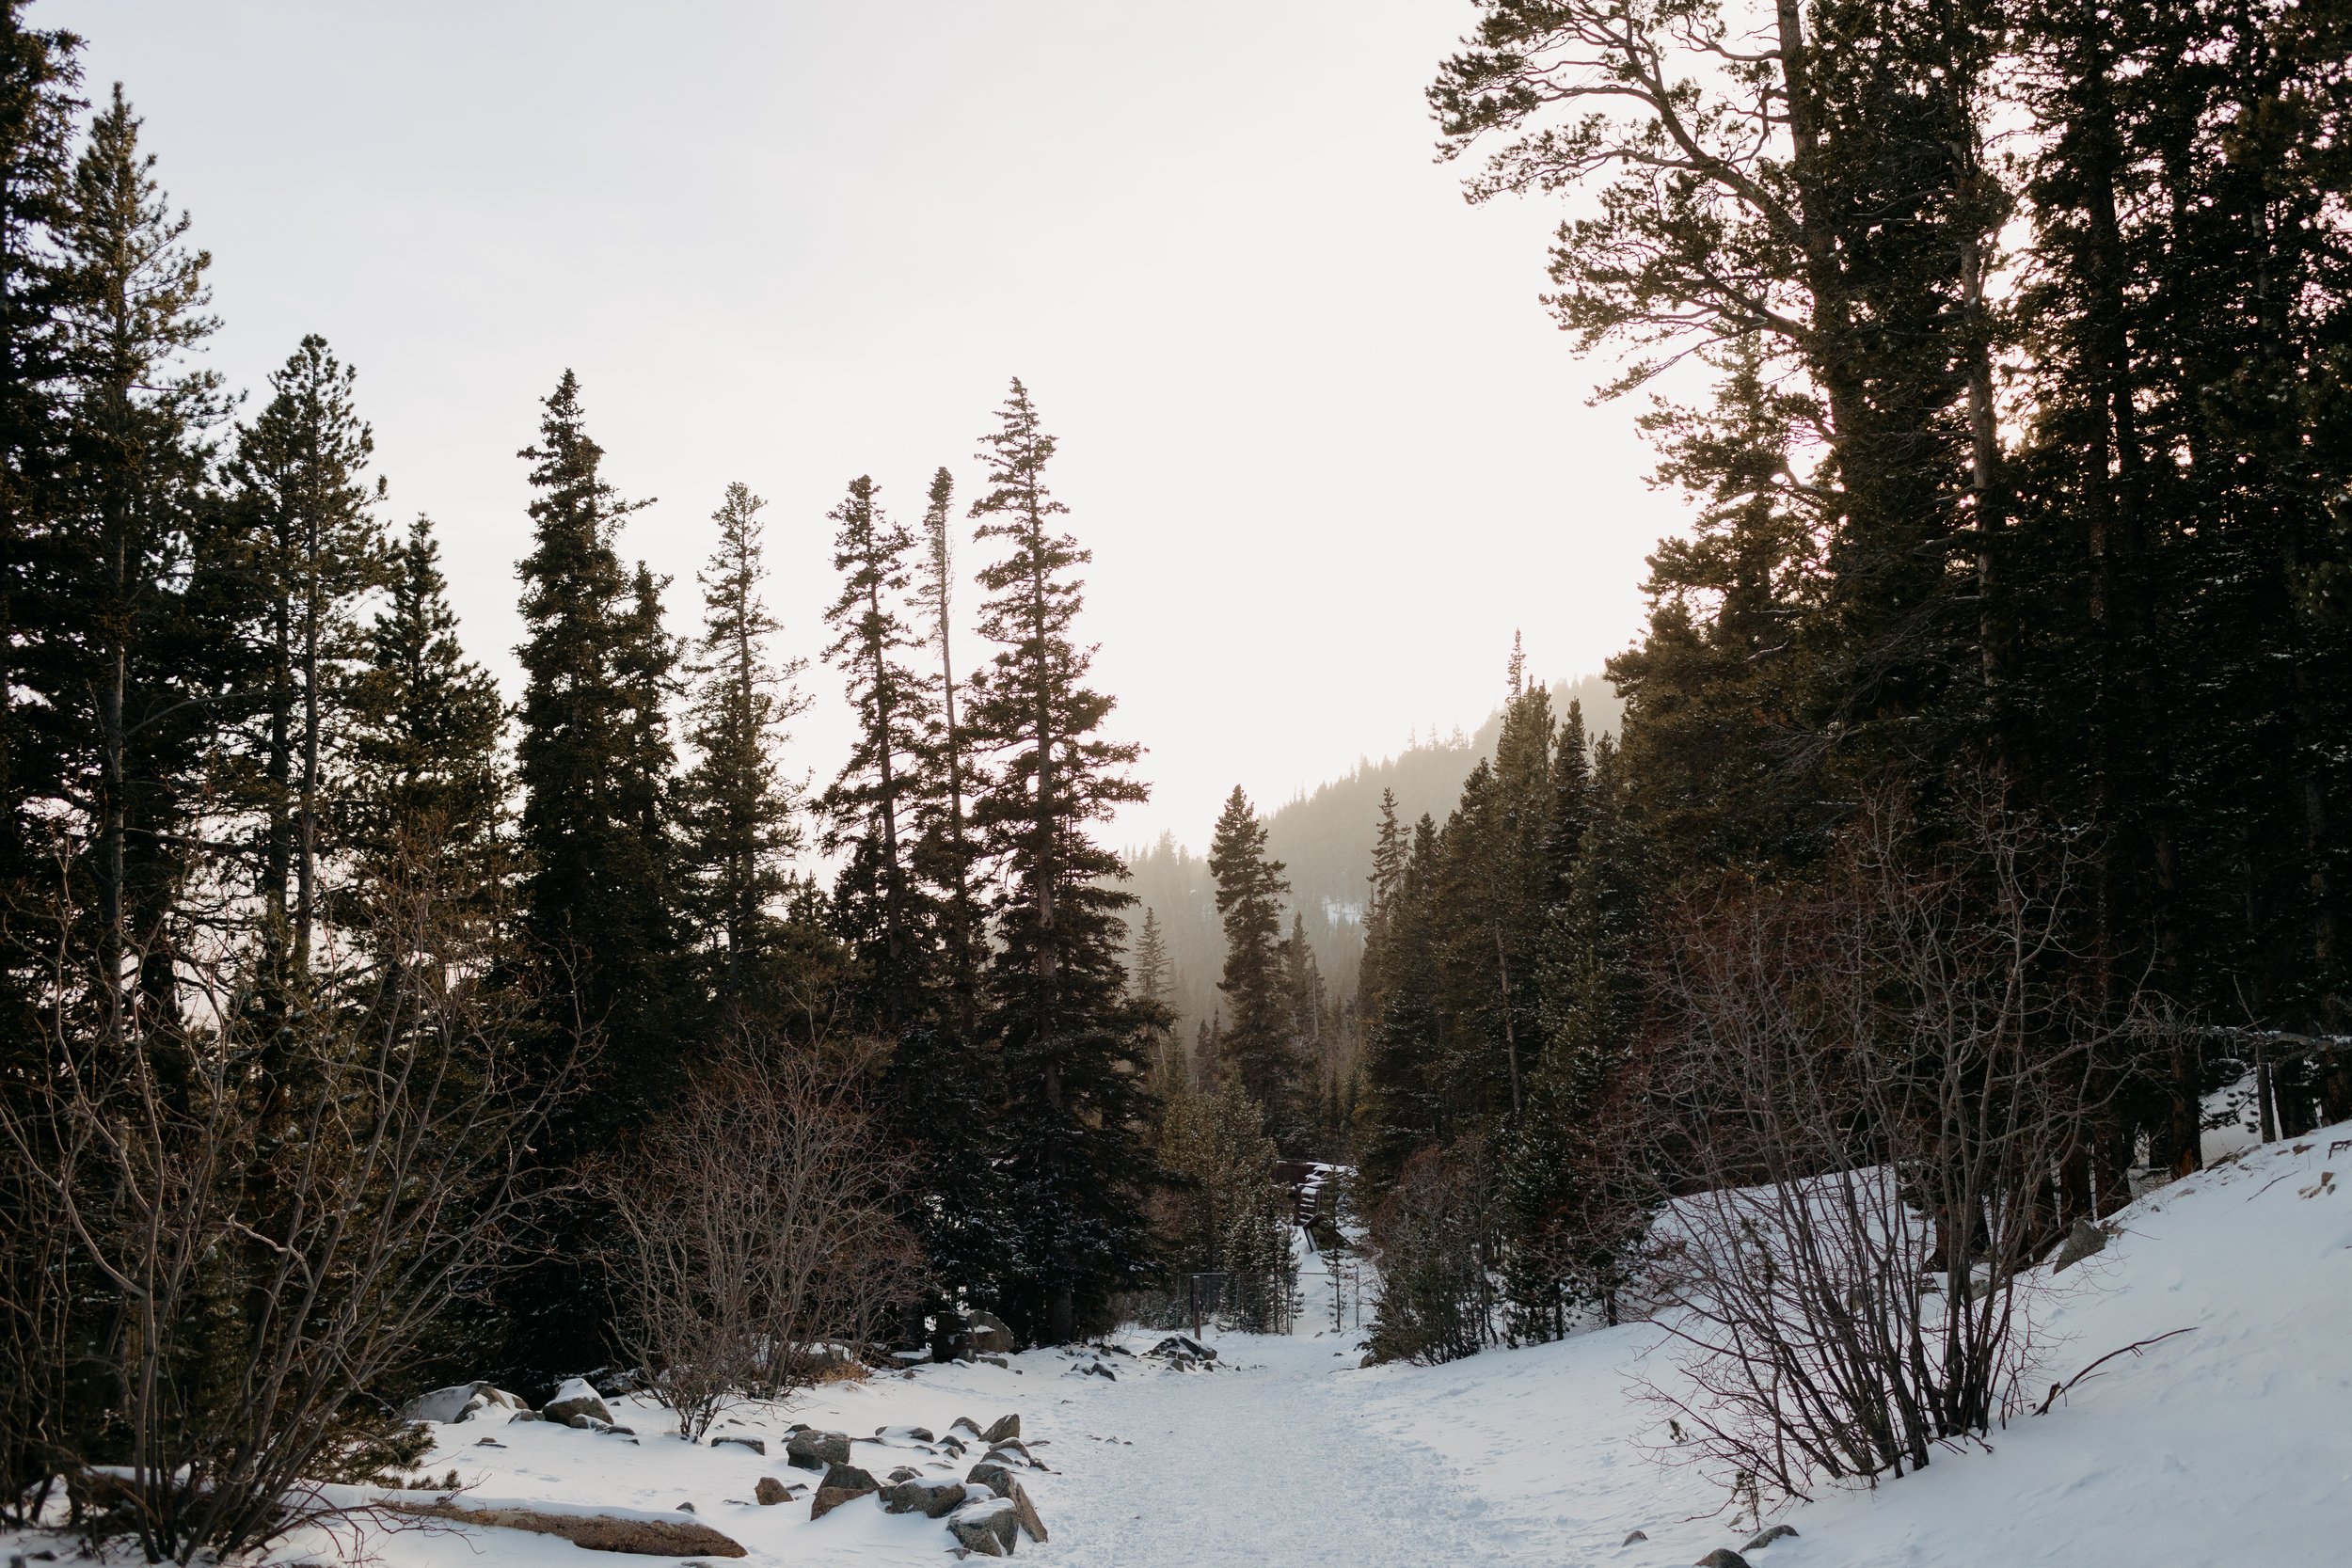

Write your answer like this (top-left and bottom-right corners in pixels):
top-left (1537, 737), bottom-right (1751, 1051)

top-left (13, 1124), bottom-right (2338, 1568)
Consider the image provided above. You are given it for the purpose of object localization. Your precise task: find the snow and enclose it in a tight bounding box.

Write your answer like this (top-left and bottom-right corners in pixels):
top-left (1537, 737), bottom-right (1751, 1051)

top-left (8, 1122), bottom-right (2344, 1568)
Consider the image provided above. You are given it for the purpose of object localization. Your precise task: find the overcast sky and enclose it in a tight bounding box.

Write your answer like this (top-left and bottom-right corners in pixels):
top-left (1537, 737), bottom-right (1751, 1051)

top-left (49, 0), bottom-right (1680, 850)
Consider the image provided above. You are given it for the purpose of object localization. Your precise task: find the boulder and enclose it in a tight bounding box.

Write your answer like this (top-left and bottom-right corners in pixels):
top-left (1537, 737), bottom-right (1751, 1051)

top-left (875, 1424), bottom-right (937, 1444)
top-left (710, 1436), bottom-right (765, 1456)
top-left (2052, 1217), bottom-right (2108, 1273)
top-left (984, 1441), bottom-right (1038, 1468)
top-left (753, 1477), bottom-right (790, 1507)
top-left (981, 1414), bottom-right (1021, 1445)
top-left (882, 1476), bottom-right (968, 1518)
top-left (543, 1378), bottom-right (612, 1426)
top-left (403, 1381), bottom-right (533, 1424)
top-left (1743, 1525), bottom-right (1798, 1551)
top-left (383, 1499), bottom-right (744, 1558)
top-left (977, 1354), bottom-right (1010, 1369)
top-left (1008, 1480), bottom-right (1047, 1544)
top-left (808, 1462), bottom-right (880, 1521)
top-left (1694, 1552), bottom-right (1751, 1568)
top-left (946, 1497), bottom-right (1020, 1557)
top-left (786, 1429), bottom-right (852, 1470)
top-left (948, 1416), bottom-right (985, 1440)
top-left (1145, 1335), bottom-right (1216, 1363)
top-left (966, 1460), bottom-right (1017, 1499)
top-left (967, 1309), bottom-right (1015, 1354)
top-left (1622, 1529), bottom-right (1648, 1544)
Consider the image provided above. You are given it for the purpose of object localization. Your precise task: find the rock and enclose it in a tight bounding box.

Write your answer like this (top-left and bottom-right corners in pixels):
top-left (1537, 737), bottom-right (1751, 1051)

top-left (967, 1460), bottom-right (1017, 1498)
top-left (1145, 1334), bottom-right (1216, 1363)
top-left (786, 1429), bottom-right (852, 1470)
top-left (949, 1416), bottom-right (985, 1440)
top-left (1622, 1529), bottom-right (1648, 1544)
top-left (473, 1438), bottom-right (505, 1449)
top-left (753, 1478), bottom-right (790, 1507)
top-left (977, 1353), bottom-right (1009, 1369)
top-left (984, 1441), bottom-right (1038, 1467)
top-left (947, 1497), bottom-right (1020, 1557)
top-left (886, 1465), bottom-right (920, 1482)
top-left (1743, 1525), bottom-right (1798, 1550)
top-left (981, 1414), bottom-right (1021, 1445)
top-left (967, 1309), bottom-right (1015, 1354)
top-left (2052, 1216), bottom-right (2108, 1273)
top-left (402, 1381), bottom-right (534, 1424)
top-left (543, 1377), bottom-right (613, 1426)
top-left (710, 1436), bottom-right (766, 1456)
top-left (507, 1410), bottom-right (542, 1423)
top-left (882, 1476), bottom-right (969, 1518)
top-left (808, 1462), bottom-right (880, 1520)
top-left (1009, 1480), bottom-right (1047, 1544)
top-left (675, 1502), bottom-right (695, 1513)
top-left (1694, 1552), bottom-right (1751, 1568)
top-left (875, 1424), bottom-right (937, 1444)
top-left (382, 1499), bottom-right (745, 1558)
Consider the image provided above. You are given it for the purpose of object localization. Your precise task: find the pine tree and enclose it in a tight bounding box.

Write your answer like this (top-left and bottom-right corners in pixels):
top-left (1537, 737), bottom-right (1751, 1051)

top-left (964, 377), bottom-right (1152, 1341)
top-left (49, 86), bottom-right (227, 1034)
top-left (820, 473), bottom-right (931, 1027)
top-left (219, 334), bottom-right (387, 981)
top-left (509, 370), bottom-right (685, 1376)
top-left (912, 464), bottom-right (981, 1042)
top-left (678, 482), bottom-right (805, 1021)
top-left (1208, 784), bottom-right (1299, 1144)
top-left (342, 516), bottom-right (505, 896)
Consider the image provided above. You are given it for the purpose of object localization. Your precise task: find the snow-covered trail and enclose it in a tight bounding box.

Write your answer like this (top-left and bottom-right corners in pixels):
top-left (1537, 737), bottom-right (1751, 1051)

top-left (1035, 1335), bottom-right (1562, 1568)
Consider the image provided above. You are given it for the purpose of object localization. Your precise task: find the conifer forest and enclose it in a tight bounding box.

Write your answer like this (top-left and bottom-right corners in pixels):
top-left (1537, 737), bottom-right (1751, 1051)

top-left (2, 3), bottom-right (2348, 1566)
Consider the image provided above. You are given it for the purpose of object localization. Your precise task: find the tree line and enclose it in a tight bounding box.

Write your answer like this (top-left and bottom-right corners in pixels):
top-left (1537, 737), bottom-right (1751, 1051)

top-left (1325, 0), bottom-right (2352, 1502)
top-left (0, 11), bottom-right (1169, 1555)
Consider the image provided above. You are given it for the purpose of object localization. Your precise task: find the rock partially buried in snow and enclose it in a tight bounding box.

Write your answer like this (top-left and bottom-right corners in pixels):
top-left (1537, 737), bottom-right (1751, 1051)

top-left (1622, 1529), bottom-right (1648, 1545)
top-left (981, 1413), bottom-right (1021, 1445)
top-left (383, 1497), bottom-right (744, 1558)
top-left (1743, 1524), bottom-right (1798, 1550)
top-left (947, 1497), bottom-right (1020, 1556)
top-left (402, 1381), bottom-right (532, 1424)
top-left (808, 1462), bottom-right (880, 1520)
top-left (1145, 1334), bottom-right (1216, 1364)
top-left (709, 1436), bottom-right (765, 1456)
top-left (882, 1476), bottom-right (968, 1518)
top-left (1008, 1480), bottom-right (1046, 1544)
top-left (1694, 1551), bottom-right (1751, 1568)
top-left (786, 1429), bottom-right (852, 1470)
top-left (967, 1308), bottom-right (1015, 1354)
top-left (966, 1460), bottom-right (1016, 1498)
top-left (542, 1378), bottom-right (612, 1426)
top-left (875, 1424), bottom-right (936, 1444)
top-left (2052, 1216), bottom-right (2108, 1273)
top-left (752, 1478), bottom-right (790, 1506)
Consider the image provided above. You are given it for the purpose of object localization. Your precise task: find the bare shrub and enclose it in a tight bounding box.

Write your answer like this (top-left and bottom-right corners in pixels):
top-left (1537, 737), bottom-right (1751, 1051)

top-left (599, 1043), bottom-right (920, 1439)
top-left (0, 855), bottom-right (568, 1562)
top-left (1645, 782), bottom-right (2123, 1498)
top-left (1364, 1136), bottom-right (1500, 1364)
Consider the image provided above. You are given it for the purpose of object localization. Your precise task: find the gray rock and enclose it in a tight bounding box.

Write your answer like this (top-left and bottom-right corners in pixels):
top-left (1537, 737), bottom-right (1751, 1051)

top-left (977, 1354), bottom-right (1009, 1369)
top-left (967, 1460), bottom-right (1017, 1498)
top-left (1622, 1529), bottom-right (1648, 1545)
top-left (949, 1416), bottom-right (985, 1440)
top-left (2053, 1217), bottom-right (2108, 1273)
top-left (947, 1497), bottom-right (1020, 1557)
top-left (1009, 1480), bottom-right (1046, 1544)
top-left (1146, 1334), bottom-right (1216, 1363)
top-left (981, 1414), bottom-right (1021, 1445)
top-left (786, 1429), bottom-right (852, 1470)
top-left (402, 1382), bottom-right (492, 1424)
top-left (984, 1441), bottom-right (1039, 1468)
top-left (753, 1477), bottom-right (790, 1506)
top-left (710, 1436), bottom-right (766, 1456)
top-left (875, 1424), bottom-right (936, 1444)
top-left (1694, 1552), bottom-right (1751, 1568)
top-left (675, 1502), bottom-right (695, 1513)
top-left (542, 1377), bottom-right (612, 1426)
top-left (882, 1476), bottom-right (968, 1518)
top-left (807, 1462), bottom-right (879, 1520)
top-left (967, 1309), bottom-right (1015, 1354)
top-left (1743, 1525), bottom-right (1798, 1550)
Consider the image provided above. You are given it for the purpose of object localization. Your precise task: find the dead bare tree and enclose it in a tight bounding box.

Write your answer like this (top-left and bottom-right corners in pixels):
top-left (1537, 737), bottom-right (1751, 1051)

top-left (1643, 780), bottom-right (2127, 1500)
top-left (0, 850), bottom-right (572, 1563)
top-left (599, 1041), bottom-right (919, 1440)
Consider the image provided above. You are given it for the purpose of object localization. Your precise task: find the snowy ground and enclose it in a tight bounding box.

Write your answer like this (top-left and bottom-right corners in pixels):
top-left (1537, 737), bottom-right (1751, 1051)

top-left (8, 1119), bottom-right (2344, 1568)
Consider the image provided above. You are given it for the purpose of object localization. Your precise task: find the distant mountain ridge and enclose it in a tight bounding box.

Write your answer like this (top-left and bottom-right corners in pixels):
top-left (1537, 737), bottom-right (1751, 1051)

top-left (1124, 673), bottom-right (1622, 1042)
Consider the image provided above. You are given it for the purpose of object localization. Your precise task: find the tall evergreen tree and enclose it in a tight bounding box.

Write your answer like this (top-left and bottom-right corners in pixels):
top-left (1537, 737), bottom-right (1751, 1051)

top-left (820, 473), bottom-right (931, 1027)
top-left (912, 464), bottom-right (981, 1041)
top-left (508, 370), bottom-right (685, 1377)
top-left (678, 482), bottom-right (805, 1021)
top-left (219, 334), bottom-right (386, 981)
top-left (1208, 784), bottom-right (1298, 1143)
top-left (964, 377), bottom-right (1152, 1341)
